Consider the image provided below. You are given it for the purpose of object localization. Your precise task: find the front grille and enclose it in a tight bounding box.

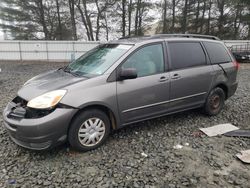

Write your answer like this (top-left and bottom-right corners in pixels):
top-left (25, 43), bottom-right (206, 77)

top-left (7, 97), bottom-right (28, 120)
top-left (12, 96), bottom-right (27, 107)
top-left (25, 107), bottom-right (55, 119)
top-left (8, 112), bottom-right (24, 118)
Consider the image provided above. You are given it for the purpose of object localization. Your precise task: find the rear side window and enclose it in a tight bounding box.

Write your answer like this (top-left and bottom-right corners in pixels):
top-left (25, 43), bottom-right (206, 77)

top-left (168, 42), bottom-right (206, 70)
top-left (203, 42), bottom-right (231, 64)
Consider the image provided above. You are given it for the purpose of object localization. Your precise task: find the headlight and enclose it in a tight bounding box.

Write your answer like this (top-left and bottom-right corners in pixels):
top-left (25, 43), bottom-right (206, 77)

top-left (27, 90), bottom-right (67, 109)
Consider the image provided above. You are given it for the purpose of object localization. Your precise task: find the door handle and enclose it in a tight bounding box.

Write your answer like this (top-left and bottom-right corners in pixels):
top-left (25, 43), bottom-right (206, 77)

top-left (171, 73), bottom-right (181, 80)
top-left (159, 76), bottom-right (168, 82)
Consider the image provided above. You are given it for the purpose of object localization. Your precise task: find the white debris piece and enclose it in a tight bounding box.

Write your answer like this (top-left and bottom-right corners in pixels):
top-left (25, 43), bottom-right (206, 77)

top-left (236, 150), bottom-right (250, 164)
top-left (141, 152), bottom-right (148, 157)
top-left (199, 123), bottom-right (239, 137)
top-left (173, 144), bottom-right (183, 149)
top-left (184, 143), bottom-right (189, 146)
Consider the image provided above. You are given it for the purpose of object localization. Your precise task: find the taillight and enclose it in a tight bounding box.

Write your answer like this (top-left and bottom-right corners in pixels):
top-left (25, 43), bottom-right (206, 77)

top-left (233, 61), bottom-right (239, 70)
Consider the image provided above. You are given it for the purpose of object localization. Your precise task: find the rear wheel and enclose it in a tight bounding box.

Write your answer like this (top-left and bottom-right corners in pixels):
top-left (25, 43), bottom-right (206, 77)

top-left (204, 87), bottom-right (225, 116)
top-left (68, 109), bottom-right (110, 151)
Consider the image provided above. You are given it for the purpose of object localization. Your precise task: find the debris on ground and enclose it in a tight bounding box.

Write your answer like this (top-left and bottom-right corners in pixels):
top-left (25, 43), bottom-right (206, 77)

top-left (199, 123), bottom-right (239, 137)
top-left (184, 142), bottom-right (189, 146)
top-left (224, 129), bottom-right (250, 138)
top-left (236, 150), bottom-right (250, 164)
top-left (173, 144), bottom-right (183, 149)
top-left (141, 152), bottom-right (148, 158)
top-left (192, 130), bottom-right (205, 137)
top-left (8, 179), bottom-right (16, 185)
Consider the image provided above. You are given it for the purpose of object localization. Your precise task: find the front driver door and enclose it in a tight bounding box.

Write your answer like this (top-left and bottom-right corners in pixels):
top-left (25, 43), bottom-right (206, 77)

top-left (116, 43), bottom-right (170, 125)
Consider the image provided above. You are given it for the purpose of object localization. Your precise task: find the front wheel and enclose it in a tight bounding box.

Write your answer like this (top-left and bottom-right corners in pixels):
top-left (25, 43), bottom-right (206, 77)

top-left (204, 87), bottom-right (225, 116)
top-left (68, 109), bottom-right (110, 151)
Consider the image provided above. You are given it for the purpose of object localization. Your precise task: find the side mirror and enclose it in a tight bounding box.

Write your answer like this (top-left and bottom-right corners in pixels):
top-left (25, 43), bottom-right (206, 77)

top-left (118, 68), bottom-right (137, 80)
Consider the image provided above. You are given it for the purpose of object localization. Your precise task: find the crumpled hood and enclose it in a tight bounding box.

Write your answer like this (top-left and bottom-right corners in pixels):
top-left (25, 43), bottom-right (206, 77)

top-left (18, 69), bottom-right (87, 101)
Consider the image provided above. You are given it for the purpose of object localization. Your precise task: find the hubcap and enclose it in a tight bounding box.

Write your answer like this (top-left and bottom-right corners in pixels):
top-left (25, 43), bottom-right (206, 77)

top-left (78, 118), bottom-right (105, 147)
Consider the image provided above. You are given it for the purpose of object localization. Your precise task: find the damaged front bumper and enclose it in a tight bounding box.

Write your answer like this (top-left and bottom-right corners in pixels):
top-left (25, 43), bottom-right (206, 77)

top-left (2, 97), bottom-right (77, 150)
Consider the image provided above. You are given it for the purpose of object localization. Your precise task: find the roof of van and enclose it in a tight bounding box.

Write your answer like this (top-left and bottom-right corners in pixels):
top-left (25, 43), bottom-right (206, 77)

top-left (109, 34), bottom-right (221, 45)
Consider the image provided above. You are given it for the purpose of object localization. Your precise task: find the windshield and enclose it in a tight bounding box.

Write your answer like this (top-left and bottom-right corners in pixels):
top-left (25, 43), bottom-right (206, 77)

top-left (65, 44), bottom-right (132, 77)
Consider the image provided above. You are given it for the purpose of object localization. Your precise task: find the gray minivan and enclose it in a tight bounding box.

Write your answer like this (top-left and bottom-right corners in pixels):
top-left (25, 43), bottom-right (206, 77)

top-left (3, 34), bottom-right (239, 151)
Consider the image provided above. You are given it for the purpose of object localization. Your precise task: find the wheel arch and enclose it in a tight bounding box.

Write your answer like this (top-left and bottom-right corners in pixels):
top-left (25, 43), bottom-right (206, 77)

top-left (213, 83), bottom-right (228, 99)
top-left (68, 103), bottom-right (119, 133)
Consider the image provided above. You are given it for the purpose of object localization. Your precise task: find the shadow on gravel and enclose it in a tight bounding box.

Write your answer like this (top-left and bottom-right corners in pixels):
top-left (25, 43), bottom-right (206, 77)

top-left (112, 107), bottom-right (203, 137)
top-left (16, 143), bottom-right (69, 157)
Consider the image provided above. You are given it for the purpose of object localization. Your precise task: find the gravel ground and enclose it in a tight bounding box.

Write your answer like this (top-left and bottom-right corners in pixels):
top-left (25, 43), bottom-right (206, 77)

top-left (0, 61), bottom-right (250, 188)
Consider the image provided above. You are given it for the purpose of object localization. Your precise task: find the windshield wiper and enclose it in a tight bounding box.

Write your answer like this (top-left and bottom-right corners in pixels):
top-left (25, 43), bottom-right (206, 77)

top-left (63, 67), bottom-right (85, 77)
top-left (58, 66), bottom-right (65, 70)
top-left (63, 66), bottom-right (76, 74)
top-left (63, 66), bottom-right (71, 72)
top-left (71, 71), bottom-right (82, 77)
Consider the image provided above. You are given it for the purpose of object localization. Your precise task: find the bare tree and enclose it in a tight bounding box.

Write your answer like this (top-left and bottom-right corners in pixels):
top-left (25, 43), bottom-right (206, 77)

top-left (233, 2), bottom-right (243, 39)
top-left (217, 0), bottom-right (226, 38)
top-left (171, 0), bottom-right (176, 33)
top-left (134, 0), bottom-right (140, 35)
top-left (103, 11), bottom-right (109, 40)
top-left (121, 0), bottom-right (126, 37)
top-left (200, 0), bottom-right (207, 33)
top-left (95, 0), bottom-right (101, 40)
top-left (76, 0), bottom-right (91, 40)
top-left (181, 0), bottom-right (189, 33)
top-left (68, 0), bottom-right (77, 40)
top-left (55, 0), bottom-right (62, 40)
top-left (128, 0), bottom-right (133, 36)
top-left (162, 0), bottom-right (168, 33)
top-left (206, 0), bottom-right (212, 34)
top-left (134, 0), bottom-right (149, 36)
top-left (1, 0), bottom-right (249, 40)
top-left (194, 0), bottom-right (201, 33)
top-left (35, 0), bottom-right (49, 39)
top-left (83, 0), bottom-right (94, 40)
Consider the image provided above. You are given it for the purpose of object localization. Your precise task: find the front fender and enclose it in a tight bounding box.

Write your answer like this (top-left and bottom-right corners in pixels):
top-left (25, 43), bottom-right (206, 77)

top-left (60, 78), bottom-right (121, 128)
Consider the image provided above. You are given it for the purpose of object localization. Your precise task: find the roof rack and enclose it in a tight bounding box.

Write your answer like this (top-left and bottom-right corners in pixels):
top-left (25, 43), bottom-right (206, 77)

top-left (119, 35), bottom-right (151, 40)
top-left (149, 34), bottom-right (220, 40)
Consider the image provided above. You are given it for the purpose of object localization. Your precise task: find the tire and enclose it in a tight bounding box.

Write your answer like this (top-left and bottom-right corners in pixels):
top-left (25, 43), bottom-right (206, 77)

top-left (68, 109), bottom-right (110, 152)
top-left (204, 87), bottom-right (225, 116)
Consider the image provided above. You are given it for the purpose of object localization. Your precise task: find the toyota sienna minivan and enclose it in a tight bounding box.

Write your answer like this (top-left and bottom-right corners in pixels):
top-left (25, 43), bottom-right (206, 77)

top-left (3, 34), bottom-right (239, 151)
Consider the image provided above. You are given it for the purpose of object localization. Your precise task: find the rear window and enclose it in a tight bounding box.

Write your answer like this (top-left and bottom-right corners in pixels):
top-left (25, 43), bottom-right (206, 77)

top-left (168, 42), bottom-right (206, 70)
top-left (203, 42), bottom-right (232, 64)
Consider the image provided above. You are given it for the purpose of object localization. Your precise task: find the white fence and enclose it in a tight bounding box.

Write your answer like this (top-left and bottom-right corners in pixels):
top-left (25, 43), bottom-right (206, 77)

top-left (0, 40), bottom-right (249, 61)
top-left (0, 40), bottom-right (100, 61)
top-left (224, 40), bottom-right (250, 47)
